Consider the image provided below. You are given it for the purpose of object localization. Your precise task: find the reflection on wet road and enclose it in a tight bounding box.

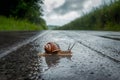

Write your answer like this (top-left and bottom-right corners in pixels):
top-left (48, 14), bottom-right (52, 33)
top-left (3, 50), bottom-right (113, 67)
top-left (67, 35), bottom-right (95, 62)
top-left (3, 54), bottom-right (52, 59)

top-left (0, 31), bottom-right (120, 80)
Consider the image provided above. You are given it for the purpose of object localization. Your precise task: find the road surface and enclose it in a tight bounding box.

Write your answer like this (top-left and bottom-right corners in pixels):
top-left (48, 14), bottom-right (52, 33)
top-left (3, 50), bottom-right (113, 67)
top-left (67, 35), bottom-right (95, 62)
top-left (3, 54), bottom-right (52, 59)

top-left (0, 31), bottom-right (120, 80)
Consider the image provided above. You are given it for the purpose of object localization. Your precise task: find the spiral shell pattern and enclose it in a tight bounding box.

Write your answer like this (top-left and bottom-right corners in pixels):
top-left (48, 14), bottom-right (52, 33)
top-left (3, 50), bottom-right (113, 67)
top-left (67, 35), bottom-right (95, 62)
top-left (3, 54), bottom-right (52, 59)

top-left (44, 42), bottom-right (60, 53)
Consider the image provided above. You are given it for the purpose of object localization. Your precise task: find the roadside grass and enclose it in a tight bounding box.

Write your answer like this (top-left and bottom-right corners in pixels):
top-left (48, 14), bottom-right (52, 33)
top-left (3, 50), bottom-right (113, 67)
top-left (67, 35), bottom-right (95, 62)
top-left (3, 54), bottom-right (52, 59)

top-left (0, 16), bottom-right (46, 31)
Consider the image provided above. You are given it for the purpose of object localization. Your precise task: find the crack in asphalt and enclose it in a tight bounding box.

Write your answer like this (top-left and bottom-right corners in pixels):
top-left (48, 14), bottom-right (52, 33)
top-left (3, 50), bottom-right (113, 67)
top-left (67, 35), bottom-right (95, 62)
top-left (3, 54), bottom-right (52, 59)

top-left (77, 41), bottom-right (120, 63)
top-left (98, 36), bottom-right (120, 41)
top-left (61, 31), bottom-right (120, 63)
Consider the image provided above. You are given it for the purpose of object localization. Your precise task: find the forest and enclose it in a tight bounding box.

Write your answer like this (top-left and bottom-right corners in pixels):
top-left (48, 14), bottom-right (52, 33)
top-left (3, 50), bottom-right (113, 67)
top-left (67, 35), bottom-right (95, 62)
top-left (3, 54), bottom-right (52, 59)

top-left (0, 0), bottom-right (47, 31)
top-left (56, 0), bottom-right (120, 31)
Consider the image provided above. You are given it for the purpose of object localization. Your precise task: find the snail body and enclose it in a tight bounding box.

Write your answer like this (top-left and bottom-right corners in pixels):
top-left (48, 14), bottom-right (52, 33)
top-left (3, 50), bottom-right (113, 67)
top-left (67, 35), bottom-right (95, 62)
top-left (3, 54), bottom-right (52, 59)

top-left (38, 42), bottom-right (75, 56)
top-left (44, 42), bottom-right (72, 54)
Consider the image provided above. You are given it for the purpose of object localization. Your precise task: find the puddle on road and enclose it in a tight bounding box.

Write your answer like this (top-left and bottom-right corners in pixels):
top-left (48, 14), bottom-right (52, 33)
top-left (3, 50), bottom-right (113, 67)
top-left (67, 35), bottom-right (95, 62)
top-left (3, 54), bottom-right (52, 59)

top-left (43, 55), bottom-right (72, 68)
top-left (39, 55), bottom-right (72, 72)
top-left (38, 54), bottom-right (73, 80)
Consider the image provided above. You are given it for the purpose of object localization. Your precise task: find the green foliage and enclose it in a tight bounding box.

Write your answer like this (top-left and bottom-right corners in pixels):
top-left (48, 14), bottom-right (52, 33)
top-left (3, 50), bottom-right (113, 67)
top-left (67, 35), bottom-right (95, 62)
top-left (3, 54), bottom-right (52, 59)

top-left (56, 0), bottom-right (120, 31)
top-left (0, 0), bottom-right (47, 30)
top-left (0, 16), bottom-right (47, 31)
top-left (0, 0), bottom-right (43, 18)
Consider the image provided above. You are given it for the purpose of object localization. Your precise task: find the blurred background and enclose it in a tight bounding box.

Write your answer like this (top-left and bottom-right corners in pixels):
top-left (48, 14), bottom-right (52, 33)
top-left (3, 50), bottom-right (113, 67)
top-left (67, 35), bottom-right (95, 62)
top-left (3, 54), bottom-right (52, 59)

top-left (0, 0), bottom-right (120, 31)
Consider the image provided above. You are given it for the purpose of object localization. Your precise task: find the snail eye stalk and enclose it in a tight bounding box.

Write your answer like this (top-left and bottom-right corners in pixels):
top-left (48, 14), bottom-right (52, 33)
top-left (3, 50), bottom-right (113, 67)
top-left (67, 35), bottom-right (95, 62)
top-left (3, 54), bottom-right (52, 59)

top-left (68, 43), bottom-right (71, 50)
top-left (68, 42), bottom-right (76, 51)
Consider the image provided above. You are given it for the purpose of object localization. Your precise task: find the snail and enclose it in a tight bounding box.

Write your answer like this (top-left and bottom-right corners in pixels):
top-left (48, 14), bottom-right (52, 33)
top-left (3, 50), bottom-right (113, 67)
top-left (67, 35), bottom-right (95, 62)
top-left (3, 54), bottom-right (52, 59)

top-left (38, 42), bottom-right (76, 56)
top-left (44, 42), bottom-right (61, 54)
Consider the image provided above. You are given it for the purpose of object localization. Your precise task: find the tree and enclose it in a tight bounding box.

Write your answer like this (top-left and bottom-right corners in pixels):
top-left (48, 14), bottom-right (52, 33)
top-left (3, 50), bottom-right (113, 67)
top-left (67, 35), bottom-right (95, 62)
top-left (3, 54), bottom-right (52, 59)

top-left (0, 0), bottom-right (44, 22)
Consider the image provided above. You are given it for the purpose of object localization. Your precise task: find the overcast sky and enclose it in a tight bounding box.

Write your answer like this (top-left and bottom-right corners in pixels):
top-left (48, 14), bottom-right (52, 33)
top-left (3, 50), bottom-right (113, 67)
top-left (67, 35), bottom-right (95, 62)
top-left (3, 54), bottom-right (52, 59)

top-left (42, 0), bottom-right (110, 26)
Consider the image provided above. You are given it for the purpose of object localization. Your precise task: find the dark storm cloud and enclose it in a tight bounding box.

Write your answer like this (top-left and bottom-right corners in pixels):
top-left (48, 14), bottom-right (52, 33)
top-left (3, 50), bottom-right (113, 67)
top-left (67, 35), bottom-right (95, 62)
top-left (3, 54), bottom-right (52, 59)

top-left (53, 0), bottom-right (88, 14)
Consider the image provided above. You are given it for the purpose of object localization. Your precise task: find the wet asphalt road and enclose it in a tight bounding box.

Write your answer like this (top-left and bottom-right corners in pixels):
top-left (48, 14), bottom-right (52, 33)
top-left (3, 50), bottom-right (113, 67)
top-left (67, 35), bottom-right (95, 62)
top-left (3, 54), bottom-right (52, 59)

top-left (0, 31), bottom-right (120, 80)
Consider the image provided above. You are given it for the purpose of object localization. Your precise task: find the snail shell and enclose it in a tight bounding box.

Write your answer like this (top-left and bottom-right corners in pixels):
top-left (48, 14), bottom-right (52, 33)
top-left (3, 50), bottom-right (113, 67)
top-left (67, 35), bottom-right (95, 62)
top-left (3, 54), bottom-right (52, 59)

top-left (44, 42), bottom-right (60, 54)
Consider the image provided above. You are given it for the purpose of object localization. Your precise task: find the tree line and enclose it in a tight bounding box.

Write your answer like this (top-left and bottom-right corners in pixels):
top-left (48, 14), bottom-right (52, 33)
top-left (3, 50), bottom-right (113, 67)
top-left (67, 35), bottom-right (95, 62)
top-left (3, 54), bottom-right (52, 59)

top-left (56, 0), bottom-right (120, 31)
top-left (0, 0), bottom-right (46, 27)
